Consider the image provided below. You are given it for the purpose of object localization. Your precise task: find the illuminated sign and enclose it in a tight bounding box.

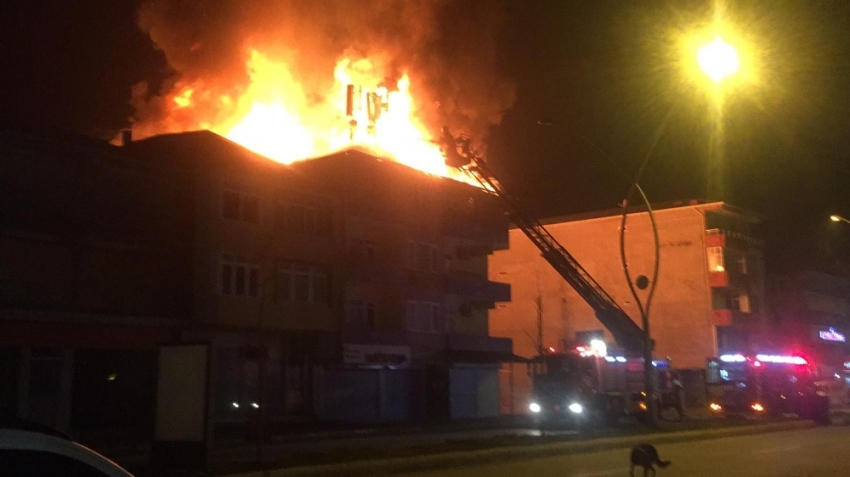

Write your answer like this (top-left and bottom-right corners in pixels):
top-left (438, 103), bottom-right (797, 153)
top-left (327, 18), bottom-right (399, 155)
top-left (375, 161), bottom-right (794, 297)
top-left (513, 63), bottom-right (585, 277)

top-left (819, 328), bottom-right (846, 343)
top-left (720, 354), bottom-right (746, 363)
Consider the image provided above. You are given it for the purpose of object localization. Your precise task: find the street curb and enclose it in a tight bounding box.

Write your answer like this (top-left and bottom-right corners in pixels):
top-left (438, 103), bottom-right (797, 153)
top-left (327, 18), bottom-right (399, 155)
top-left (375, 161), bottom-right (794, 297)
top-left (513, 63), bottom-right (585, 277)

top-left (222, 420), bottom-right (816, 477)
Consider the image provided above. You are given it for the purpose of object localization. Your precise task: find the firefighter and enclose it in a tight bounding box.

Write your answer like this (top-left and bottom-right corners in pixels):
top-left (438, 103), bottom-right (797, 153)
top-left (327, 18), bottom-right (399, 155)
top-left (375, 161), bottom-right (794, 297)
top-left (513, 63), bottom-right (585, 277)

top-left (659, 370), bottom-right (685, 420)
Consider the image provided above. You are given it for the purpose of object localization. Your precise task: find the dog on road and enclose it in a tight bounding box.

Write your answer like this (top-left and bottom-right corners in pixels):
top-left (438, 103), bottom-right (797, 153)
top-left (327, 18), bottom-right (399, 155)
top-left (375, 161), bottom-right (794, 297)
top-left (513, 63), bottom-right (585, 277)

top-left (629, 443), bottom-right (671, 477)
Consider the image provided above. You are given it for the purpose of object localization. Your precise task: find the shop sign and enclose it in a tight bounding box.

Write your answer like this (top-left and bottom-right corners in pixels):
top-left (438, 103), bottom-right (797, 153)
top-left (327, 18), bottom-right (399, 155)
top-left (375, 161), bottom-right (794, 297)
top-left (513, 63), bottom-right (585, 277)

top-left (343, 344), bottom-right (410, 367)
top-left (818, 327), bottom-right (846, 343)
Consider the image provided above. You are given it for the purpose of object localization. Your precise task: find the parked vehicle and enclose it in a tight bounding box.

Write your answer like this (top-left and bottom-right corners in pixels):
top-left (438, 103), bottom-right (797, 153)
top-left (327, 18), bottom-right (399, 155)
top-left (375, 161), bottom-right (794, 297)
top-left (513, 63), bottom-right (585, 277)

top-left (0, 417), bottom-right (134, 477)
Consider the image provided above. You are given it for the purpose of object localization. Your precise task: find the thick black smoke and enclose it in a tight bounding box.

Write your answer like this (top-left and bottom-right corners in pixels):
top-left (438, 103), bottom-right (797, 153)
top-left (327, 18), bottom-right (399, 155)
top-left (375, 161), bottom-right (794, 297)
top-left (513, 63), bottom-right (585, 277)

top-left (130, 0), bottom-right (515, 145)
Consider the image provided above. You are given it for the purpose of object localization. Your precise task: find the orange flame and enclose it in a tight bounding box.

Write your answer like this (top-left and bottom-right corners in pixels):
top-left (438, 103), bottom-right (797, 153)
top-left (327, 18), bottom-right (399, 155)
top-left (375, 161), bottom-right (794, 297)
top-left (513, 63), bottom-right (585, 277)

top-left (145, 49), bottom-right (476, 185)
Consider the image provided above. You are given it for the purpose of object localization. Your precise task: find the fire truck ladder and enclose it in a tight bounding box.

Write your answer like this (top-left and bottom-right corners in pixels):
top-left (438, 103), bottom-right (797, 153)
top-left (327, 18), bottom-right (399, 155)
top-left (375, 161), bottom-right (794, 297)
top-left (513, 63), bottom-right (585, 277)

top-left (440, 128), bottom-right (645, 355)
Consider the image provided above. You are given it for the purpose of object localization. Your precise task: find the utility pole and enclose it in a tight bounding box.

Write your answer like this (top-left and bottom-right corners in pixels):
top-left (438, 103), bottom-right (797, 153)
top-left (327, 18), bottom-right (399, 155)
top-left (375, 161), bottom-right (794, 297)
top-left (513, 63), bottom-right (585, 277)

top-left (536, 294), bottom-right (543, 354)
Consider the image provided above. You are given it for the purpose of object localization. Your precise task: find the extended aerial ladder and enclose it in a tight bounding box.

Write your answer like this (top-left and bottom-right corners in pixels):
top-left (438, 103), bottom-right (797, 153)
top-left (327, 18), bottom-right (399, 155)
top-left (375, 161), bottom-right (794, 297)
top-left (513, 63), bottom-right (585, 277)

top-left (439, 128), bottom-right (645, 355)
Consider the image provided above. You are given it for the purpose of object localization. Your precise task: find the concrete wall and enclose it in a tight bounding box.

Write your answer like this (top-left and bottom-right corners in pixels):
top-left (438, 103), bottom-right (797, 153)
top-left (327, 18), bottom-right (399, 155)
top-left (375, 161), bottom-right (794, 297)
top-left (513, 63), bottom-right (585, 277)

top-left (489, 206), bottom-right (717, 369)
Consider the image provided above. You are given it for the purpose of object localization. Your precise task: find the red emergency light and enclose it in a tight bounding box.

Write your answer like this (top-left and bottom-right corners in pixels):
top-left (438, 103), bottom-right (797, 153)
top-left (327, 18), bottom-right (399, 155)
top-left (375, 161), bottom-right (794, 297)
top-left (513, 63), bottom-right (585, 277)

top-left (718, 353), bottom-right (808, 366)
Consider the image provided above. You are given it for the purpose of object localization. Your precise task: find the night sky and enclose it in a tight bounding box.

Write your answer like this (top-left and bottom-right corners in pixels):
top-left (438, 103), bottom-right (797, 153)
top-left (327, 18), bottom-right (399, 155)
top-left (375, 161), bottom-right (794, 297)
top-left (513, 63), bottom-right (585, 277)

top-left (1, 0), bottom-right (848, 274)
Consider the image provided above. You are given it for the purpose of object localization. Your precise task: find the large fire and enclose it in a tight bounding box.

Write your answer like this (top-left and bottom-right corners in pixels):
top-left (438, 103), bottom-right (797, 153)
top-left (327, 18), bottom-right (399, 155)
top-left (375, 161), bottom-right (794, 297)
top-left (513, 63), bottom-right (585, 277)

top-left (156, 49), bottom-right (475, 184)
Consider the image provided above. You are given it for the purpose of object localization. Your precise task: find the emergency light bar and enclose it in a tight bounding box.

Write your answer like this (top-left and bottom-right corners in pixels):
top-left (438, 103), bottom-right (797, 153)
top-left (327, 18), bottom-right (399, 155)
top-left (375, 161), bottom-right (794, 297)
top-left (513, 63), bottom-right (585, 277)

top-left (719, 354), bottom-right (807, 365)
top-left (755, 354), bottom-right (807, 365)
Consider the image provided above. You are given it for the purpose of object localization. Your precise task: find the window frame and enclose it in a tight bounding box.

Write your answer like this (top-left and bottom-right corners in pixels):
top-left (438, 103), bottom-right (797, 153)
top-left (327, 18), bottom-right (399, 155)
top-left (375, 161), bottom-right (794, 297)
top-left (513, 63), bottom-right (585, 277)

top-left (405, 300), bottom-right (442, 333)
top-left (275, 261), bottom-right (331, 305)
top-left (221, 255), bottom-right (260, 298)
top-left (407, 241), bottom-right (440, 273)
top-left (707, 246), bottom-right (725, 272)
top-left (221, 188), bottom-right (261, 223)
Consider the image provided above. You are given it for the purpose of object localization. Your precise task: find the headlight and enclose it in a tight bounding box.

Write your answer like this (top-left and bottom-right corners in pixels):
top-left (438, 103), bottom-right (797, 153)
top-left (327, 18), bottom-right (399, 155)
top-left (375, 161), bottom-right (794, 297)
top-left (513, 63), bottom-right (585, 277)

top-left (751, 403), bottom-right (764, 412)
top-left (529, 402), bottom-right (541, 413)
top-left (568, 403), bottom-right (583, 414)
top-left (709, 402), bottom-right (722, 412)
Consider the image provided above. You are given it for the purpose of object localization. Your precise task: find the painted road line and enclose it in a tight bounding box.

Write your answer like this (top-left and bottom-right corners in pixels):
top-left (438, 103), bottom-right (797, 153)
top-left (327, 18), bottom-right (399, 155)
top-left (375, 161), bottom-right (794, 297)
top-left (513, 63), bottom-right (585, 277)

top-left (751, 445), bottom-right (801, 454)
top-left (573, 467), bottom-right (630, 477)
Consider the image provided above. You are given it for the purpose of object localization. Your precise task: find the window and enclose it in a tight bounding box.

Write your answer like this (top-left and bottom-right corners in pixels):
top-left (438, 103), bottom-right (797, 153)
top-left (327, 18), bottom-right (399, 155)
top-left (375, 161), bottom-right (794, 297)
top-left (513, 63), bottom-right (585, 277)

top-left (345, 300), bottom-right (376, 328)
top-left (222, 190), bottom-right (241, 220)
top-left (222, 189), bottom-right (261, 223)
top-left (407, 241), bottom-right (439, 272)
top-left (221, 255), bottom-right (260, 297)
top-left (0, 449), bottom-right (112, 476)
top-left (738, 254), bottom-right (748, 275)
top-left (275, 261), bottom-right (330, 304)
top-left (712, 288), bottom-right (752, 313)
top-left (277, 196), bottom-right (332, 236)
top-left (732, 291), bottom-right (751, 313)
top-left (707, 246), bottom-right (724, 272)
top-left (405, 300), bottom-right (442, 333)
top-left (349, 238), bottom-right (376, 263)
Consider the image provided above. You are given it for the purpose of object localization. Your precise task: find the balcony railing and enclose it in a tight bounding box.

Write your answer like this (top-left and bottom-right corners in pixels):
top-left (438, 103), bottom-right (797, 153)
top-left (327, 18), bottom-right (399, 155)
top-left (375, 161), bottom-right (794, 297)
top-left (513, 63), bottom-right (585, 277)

top-left (705, 228), bottom-right (763, 247)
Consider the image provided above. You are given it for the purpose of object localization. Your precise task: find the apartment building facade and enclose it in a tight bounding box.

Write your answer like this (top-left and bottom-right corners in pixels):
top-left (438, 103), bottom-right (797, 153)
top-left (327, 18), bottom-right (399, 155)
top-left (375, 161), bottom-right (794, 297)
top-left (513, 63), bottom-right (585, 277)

top-left (2, 124), bottom-right (515, 439)
top-left (290, 149), bottom-right (514, 420)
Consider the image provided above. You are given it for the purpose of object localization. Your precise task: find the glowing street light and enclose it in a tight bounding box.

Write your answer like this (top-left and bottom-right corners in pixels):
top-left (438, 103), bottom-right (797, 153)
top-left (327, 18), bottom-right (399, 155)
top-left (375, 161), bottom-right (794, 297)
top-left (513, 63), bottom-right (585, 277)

top-left (830, 215), bottom-right (850, 224)
top-left (697, 36), bottom-right (740, 83)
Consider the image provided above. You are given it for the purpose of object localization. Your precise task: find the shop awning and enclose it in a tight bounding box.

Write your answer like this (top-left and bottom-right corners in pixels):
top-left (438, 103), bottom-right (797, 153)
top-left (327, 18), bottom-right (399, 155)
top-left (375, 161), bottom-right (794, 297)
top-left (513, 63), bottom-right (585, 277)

top-left (445, 349), bottom-right (528, 364)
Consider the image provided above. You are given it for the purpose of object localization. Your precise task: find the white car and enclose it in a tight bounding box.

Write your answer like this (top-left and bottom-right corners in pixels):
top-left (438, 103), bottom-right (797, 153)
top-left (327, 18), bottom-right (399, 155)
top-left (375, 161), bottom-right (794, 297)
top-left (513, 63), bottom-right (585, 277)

top-left (0, 418), bottom-right (134, 477)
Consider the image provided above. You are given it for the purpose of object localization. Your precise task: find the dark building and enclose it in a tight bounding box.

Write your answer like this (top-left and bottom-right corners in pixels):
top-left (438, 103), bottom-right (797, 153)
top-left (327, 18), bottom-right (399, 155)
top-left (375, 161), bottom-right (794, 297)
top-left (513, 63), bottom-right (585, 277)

top-left (765, 272), bottom-right (850, 403)
top-left (2, 125), bottom-right (515, 440)
top-left (0, 124), bottom-right (190, 439)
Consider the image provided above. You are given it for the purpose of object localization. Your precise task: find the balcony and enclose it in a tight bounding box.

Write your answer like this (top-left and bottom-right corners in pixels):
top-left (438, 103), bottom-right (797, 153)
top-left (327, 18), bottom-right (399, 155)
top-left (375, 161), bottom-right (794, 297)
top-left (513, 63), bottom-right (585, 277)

top-left (708, 270), bottom-right (729, 287)
top-left (705, 228), bottom-right (763, 249)
top-left (344, 261), bottom-right (406, 285)
top-left (712, 309), bottom-right (755, 326)
top-left (445, 271), bottom-right (511, 303)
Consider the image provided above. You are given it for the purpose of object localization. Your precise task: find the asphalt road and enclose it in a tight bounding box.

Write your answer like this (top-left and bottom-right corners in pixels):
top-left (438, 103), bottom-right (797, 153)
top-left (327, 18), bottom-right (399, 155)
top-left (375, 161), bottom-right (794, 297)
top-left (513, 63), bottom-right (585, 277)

top-left (396, 426), bottom-right (850, 477)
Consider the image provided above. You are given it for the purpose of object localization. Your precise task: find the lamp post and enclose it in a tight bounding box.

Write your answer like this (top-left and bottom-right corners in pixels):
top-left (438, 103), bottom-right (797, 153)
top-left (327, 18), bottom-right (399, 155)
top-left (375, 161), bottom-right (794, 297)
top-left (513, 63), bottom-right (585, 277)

top-left (579, 128), bottom-right (664, 428)
top-left (830, 214), bottom-right (850, 225)
top-left (619, 185), bottom-right (661, 428)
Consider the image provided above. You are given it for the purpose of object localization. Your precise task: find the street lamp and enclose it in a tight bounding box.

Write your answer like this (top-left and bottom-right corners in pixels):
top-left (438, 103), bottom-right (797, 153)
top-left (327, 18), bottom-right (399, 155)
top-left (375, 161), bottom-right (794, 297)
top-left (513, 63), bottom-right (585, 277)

top-left (697, 36), bottom-right (740, 83)
top-left (691, 33), bottom-right (742, 202)
top-left (830, 215), bottom-right (850, 224)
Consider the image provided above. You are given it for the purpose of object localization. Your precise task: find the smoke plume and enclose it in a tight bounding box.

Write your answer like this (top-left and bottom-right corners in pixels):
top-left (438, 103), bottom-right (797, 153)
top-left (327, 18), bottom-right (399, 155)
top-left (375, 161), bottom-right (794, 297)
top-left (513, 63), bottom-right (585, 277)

top-left (129, 0), bottom-right (515, 147)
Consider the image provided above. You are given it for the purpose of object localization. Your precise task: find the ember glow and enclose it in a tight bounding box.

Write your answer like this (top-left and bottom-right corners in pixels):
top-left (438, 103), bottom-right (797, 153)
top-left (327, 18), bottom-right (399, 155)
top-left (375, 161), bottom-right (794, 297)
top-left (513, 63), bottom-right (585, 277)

top-left (148, 49), bottom-right (476, 185)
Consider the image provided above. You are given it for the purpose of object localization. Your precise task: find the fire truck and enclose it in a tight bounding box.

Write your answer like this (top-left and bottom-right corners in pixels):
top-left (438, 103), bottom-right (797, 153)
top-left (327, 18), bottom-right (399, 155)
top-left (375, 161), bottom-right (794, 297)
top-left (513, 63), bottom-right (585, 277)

top-left (706, 353), bottom-right (830, 424)
top-left (526, 348), bottom-right (681, 427)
